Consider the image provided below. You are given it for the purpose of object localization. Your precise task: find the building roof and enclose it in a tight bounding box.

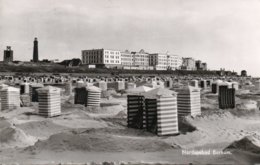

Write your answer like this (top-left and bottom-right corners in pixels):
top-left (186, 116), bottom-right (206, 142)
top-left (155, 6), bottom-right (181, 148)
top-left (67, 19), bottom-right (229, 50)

top-left (86, 86), bottom-right (101, 92)
top-left (126, 85), bottom-right (153, 94)
top-left (82, 48), bottom-right (120, 52)
top-left (143, 87), bottom-right (177, 99)
top-left (0, 86), bottom-right (19, 92)
top-left (121, 50), bottom-right (131, 53)
top-left (212, 79), bottom-right (223, 84)
top-left (36, 86), bottom-right (61, 93)
top-left (30, 83), bottom-right (44, 87)
top-left (0, 83), bottom-right (8, 90)
top-left (175, 85), bottom-right (200, 93)
top-left (20, 82), bottom-right (30, 85)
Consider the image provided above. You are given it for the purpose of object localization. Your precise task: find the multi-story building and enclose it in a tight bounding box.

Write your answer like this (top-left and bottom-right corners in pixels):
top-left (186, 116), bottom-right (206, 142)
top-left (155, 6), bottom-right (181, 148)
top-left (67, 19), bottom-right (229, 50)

top-left (149, 53), bottom-right (181, 70)
top-left (196, 60), bottom-right (207, 71)
top-left (132, 49), bottom-right (150, 68)
top-left (177, 56), bottom-right (183, 69)
top-left (3, 46), bottom-right (13, 63)
top-left (149, 53), bottom-right (167, 70)
top-left (121, 50), bottom-right (133, 66)
top-left (201, 63), bottom-right (207, 70)
top-left (82, 49), bottom-right (121, 68)
top-left (195, 60), bottom-right (202, 70)
top-left (81, 48), bottom-right (207, 71)
top-left (121, 49), bottom-right (152, 70)
top-left (181, 57), bottom-right (196, 70)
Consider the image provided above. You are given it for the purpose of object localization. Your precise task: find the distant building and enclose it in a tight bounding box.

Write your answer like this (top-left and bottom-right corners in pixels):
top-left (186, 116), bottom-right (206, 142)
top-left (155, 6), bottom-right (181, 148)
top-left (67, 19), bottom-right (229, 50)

top-left (131, 49), bottom-right (150, 69)
top-left (121, 49), bottom-right (152, 70)
top-left (121, 50), bottom-right (182, 70)
top-left (177, 56), bottom-right (183, 69)
top-left (3, 46), bottom-right (13, 63)
top-left (195, 60), bottom-right (202, 70)
top-left (81, 48), bottom-right (199, 71)
top-left (121, 50), bottom-right (133, 67)
top-left (195, 60), bottom-right (207, 71)
top-left (82, 49), bottom-right (121, 68)
top-left (241, 70), bottom-right (247, 77)
top-left (202, 63), bottom-right (207, 70)
top-left (181, 57), bottom-right (196, 70)
top-left (149, 53), bottom-right (181, 70)
top-left (33, 37), bottom-right (39, 62)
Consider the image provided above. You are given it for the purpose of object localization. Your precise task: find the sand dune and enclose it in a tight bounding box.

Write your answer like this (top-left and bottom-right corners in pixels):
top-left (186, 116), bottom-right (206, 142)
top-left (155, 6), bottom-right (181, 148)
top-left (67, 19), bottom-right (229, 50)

top-left (25, 129), bottom-right (174, 153)
top-left (0, 125), bottom-right (37, 149)
top-left (167, 110), bottom-right (260, 149)
top-left (17, 120), bottom-right (69, 139)
top-left (225, 134), bottom-right (260, 154)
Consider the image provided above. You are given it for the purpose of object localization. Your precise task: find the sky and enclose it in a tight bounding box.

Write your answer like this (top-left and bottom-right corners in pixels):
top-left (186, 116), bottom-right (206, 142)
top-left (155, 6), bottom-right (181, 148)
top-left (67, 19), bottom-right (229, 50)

top-left (0, 0), bottom-right (260, 76)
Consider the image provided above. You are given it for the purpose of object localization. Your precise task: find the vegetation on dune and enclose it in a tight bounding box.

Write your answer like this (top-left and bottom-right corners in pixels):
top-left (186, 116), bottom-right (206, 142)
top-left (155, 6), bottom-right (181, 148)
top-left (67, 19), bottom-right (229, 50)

top-left (0, 63), bottom-right (219, 76)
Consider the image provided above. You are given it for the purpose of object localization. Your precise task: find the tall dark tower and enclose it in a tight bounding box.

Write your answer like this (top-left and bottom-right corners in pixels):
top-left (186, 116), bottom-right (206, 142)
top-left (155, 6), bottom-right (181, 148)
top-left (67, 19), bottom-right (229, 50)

top-left (33, 37), bottom-right (39, 62)
top-left (3, 46), bottom-right (13, 63)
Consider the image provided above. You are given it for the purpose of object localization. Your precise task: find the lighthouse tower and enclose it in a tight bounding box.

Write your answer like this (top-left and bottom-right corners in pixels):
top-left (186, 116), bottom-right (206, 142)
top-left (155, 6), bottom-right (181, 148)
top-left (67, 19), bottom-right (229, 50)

top-left (33, 37), bottom-right (39, 62)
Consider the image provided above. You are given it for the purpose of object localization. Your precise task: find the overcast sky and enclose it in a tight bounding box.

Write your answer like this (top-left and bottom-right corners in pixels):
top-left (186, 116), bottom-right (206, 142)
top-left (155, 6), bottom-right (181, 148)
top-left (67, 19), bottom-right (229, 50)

top-left (0, 0), bottom-right (260, 76)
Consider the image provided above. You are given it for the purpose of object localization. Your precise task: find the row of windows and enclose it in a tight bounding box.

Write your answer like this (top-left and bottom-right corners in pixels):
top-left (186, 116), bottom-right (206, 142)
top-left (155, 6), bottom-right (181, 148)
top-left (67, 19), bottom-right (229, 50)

top-left (84, 60), bottom-right (103, 63)
top-left (121, 54), bottom-right (132, 57)
top-left (84, 57), bottom-right (103, 61)
top-left (83, 52), bottom-right (179, 59)
top-left (82, 60), bottom-right (180, 68)
top-left (104, 60), bottom-right (120, 63)
top-left (104, 55), bottom-right (120, 59)
top-left (134, 63), bottom-right (149, 65)
top-left (134, 60), bottom-right (149, 63)
top-left (86, 56), bottom-right (102, 59)
top-left (122, 62), bottom-right (133, 65)
top-left (83, 58), bottom-right (103, 61)
top-left (134, 54), bottom-right (149, 57)
top-left (121, 58), bottom-right (132, 61)
top-left (83, 50), bottom-right (120, 56)
top-left (119, 56), bottom-right (180, 63)
top-left (150, 58), bottom-right (178, 62)
top-left (83, 54), bottom-right (102, 57)
top-left (134, 59), bottom-right (148, 61)
top-left (104, 51), bottom-right (120, 55)
top-left (82, 54), bottom-right (181, 67)
top-left (156, 66), bottom-right (167, 68)
top-left (83, 51), bottom-right (102, 56)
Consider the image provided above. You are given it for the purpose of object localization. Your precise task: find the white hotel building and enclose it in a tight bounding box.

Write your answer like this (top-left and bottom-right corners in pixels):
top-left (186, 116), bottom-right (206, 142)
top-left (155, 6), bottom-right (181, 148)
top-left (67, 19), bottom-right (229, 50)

top-left (82, 49), bottom-right (121, 68)
top-left (82, 48), bottom-right (182, 70)
top-left (149, 53), bottom-right (182, 70)
top-left (121, 49), bottom-right (153, 70)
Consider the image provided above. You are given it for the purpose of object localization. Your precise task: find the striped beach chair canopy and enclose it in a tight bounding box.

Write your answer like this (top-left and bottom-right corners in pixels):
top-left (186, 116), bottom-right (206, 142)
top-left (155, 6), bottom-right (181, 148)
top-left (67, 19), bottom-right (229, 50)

top-left (36, 85), bottom-right (61, 94)
top-left (143, 87), bottom-right (177, 99)
top-left (126, 85), bottom-right (153, 95)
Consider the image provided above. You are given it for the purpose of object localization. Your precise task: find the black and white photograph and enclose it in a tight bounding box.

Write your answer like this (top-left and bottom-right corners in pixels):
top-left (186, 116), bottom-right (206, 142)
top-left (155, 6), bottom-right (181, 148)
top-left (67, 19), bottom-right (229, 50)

top-left (0, 0), bottom-right (260, 164)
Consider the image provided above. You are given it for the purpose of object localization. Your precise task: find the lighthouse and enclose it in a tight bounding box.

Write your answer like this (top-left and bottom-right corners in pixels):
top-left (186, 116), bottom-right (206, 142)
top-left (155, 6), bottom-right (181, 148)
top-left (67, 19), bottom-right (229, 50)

top-left (33, 37), bottom-right (39, 62)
